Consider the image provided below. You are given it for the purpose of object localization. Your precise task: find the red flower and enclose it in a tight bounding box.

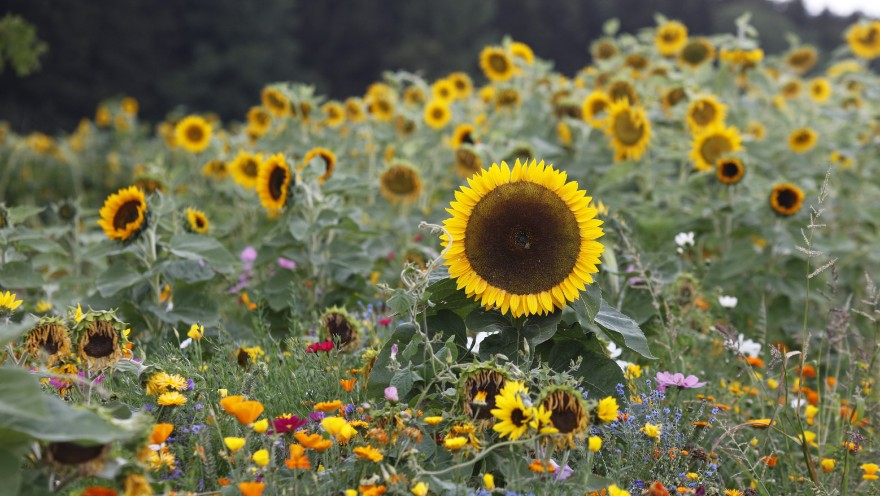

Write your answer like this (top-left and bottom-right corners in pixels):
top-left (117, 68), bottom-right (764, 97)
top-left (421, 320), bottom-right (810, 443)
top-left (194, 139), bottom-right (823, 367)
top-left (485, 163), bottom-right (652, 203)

top-left (306, 341), bottom-right (334, 353)
top-left (271, 414), bottom-right (308, 434)
top-left (379, 317), bottom-right (393, 326)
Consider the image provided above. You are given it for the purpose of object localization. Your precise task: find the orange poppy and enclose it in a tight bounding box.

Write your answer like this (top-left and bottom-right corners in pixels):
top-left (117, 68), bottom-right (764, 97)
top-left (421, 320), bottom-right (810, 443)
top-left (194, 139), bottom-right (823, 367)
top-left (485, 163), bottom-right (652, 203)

top-left (340, 378), bottom-right (357, 392)
top-left (229, 400), bottom-right (265, 424)
top-left (219, 395), bottom-right (244, 414)
top-left (238, 482), bottom-right (266, 496)
top-left (149, 423), bottom-right (174, 445)
top-left (761, 455), bottom-right (779, 468)
top-left (294, 430), bottom-right (333, 451)
top-left (284, 444), bottom-right (311, 469)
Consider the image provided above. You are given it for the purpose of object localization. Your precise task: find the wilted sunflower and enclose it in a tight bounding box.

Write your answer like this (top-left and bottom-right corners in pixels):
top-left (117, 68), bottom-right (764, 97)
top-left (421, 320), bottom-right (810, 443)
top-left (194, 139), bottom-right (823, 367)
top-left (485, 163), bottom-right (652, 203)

top-left (582, 91), bottom-right (611, 128)
top-left (257, 153), bottom-right (293, 212)
top-left (448, 72), bottom-right (474, 98)
top-left (769, 183), bottom-right (805, 216)
top-left (262, 87), bottom-right (291, 117)
top-left (345, 98), bottom-right (367, 123)
top-left (202, 159), bottom-right (228, 180)
top-left (403, 86), bottom-right (427, 107)
top-left (321, 306), bottom-right (360, 352)
top-left (715, 157), bottom-right (746, 185)
top-left (26, 317), bottom-right (71, 366)
top-left (591, 39), bottom-right (619, 60)
top-left (455, 145), bottom-right (484, 177)
top-left (809, 78), bottom-right (832, 103)
top-left (607, 80), bottom-right (639, 105)
top-left (480, 46), bottom-right (515, 82)
top-left (230, 150), bottom-right (264, 190)
top-left (690, 123), bottom-right (742, 171)
top-left (431, 78), bottom-right (456, 103)
top-left (74, 310), bottom-right (126, 370)
top-left (174, 115), bottom-right (212, 153)
top-left (656, 21), bottom-right (688, 56)
top-left (540, 386), bottom-right (589, 447)
top-left (303, 147), bottom-right (337, 184)
top-left (321, 101), bottom-right (345, 128)
top-left (786, 46), bottom-right (818, 74)
top-left (47, 442), bottom-right (109, 476)
top-left (246, 106), bottom-right (271, 137)
top-left (788, 128), bottom-right (818, 153)
top-left (510, 41), bottom-right (535, 65)
top-left (97, 186), bottom-right (148, 242)
top-left (605, 99), bottom-right (652, 162)
top-left (459, 365), bottom-right (508, 421)
top-left (442, 160), bottom-right (603, 317)
top-left (379, 161), bottom-right (423, 205)
top-left (679, 37), bottom-right (715, 67)
top-left (184, 207), bottom-right (209, 234)
top-left (424, 100), bottom-right (451, 129)
top-left (686, 95), bottom-right (726, 131)
top-left (451, 124), bottom-right (477, 149)
top-left (846, 21), bottom-right (880, 59)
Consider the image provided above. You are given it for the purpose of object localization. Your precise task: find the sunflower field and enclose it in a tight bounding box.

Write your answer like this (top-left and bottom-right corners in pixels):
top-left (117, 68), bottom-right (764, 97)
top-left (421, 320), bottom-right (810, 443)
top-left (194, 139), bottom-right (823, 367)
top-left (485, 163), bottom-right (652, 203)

top-left (3, 13), bottom-right (880, 496)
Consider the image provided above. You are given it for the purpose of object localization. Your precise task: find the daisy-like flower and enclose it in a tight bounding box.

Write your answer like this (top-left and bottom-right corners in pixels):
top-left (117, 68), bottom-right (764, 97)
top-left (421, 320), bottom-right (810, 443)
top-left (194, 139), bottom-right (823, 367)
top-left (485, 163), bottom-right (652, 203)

top-left (157, 391), bottom-right (187, 406)
top-left (353, 446), bottom-right (384, 462)
top-left (654, 371), bottom-right (707, 393)
top-left (0, 291), bottom-right (23, 313)
top-left (491, 381), bottom-right (536, 440)
top-left (641, 422), bottom-right (662, 440)
top-left (674, 232), bottom-right (695, 248)
top-left (596, 396), bottom-right (619, 423)
top-left (718, 295), bottom-right (738, 308)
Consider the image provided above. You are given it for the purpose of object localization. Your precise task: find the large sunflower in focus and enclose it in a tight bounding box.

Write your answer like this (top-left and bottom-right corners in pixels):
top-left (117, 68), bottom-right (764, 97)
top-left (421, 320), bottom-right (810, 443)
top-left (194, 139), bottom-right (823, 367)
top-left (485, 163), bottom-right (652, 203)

top-left (442, 160), bottom-right (604, 317)
top-left (257, 154), bottom-right (293, 212)
top-left (98, 186), bottom-right (148, 241)
top-left (690, 123), bottom-right (742, 171)
top-left (480, 47), bottom-right (515, 82)
top-left (604, 99), bottom-right (652, 162)
top-left (174, 116), bottom-right (212, 153)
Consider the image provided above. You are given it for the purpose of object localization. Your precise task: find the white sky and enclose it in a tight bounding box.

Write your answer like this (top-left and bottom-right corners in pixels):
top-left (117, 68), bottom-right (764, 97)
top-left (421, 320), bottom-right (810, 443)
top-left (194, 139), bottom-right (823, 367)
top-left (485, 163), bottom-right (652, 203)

top-left (798, 0), bottom-right (880, 16)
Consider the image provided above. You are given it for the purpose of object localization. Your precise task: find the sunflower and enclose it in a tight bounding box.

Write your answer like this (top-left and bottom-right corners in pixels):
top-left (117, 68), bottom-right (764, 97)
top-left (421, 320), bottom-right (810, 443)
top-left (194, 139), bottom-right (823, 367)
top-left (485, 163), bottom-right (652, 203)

top-left (184, 207), bottom-right (209, 234)
top-left (591, 39), bottom-right (619, 60)
top-left (447, 72), bottom-right (473, 99)
top-left (540, 386), bottom-right (589, 447)
top-left (491, 381), bottom-right (536, 440)
top-left (460, 365), bottom-right (508, 421)
top-left (769, 183), bottom-right (805, 216)
top-left (26, 317), bottom-right (71, 366)
top-left (424, 100), bottom-right (451, 129)
top-left (494, 88), bottom-right (521, 109)
top-left (431, 78), bottom-right (456, 103)
top-left (781, 79), bottom-right (802, 99)
top-left (605, 99), bottom-right (652, 162)
top-left (403, 86), bottom-right (427, 107)
top-left (553, 98), bottom-right (582, 120)
top-left (480, 46), bottom-right (515, 82)
top-left (302, 147), bottom-right (337, 183)
top-left (746, 121), bottom-right (766, 141)
top-left (321, 101), bottom-right (345, 128)
top-left (656, 21), bottom-right (688, 56)
top-left (686, 95), bottom-right (726, 131)
top-left (582, 91), bottom-right (611, 128)
top-left (607, 80), bottom-right (639, 105)
top-left (679, 37), bottom-right (715, 67)
top-left (510, 41), bottom-right (535, 65)
top-left (256, 154), bottom-right (292, 212)
top-left (395, 116), bottom-right (416, 137)
top-left (202, 159), bottom-right (228, 180)
top-left (455, 145), bottom-right (484, 177)
top-left (624, 54), bottom-right (650, 73)
top-left (74, 310), bottom-right (125, 370)
top-left (368, 96), bottom-right (395, 122)
top-left (174, 115), bottom-right (212, 153)
top-left (451, 124), bottom-right (477, 150)
top-left (690, 123), bottom-right (743, 172)
top-left (97, 186), bottom-right (148, 242)
top-left (345, 98), bottom-right (367, 123)
top-left (506, 144), bottom-right (535, 163)
top-left (379, 161), bottom-right (423, 205)
top-left (441, 160), bottom-right (603, 317)
top-left (47, 442), bottom-right (109, 476)
top-left (786, 46), bottom-right (818, 74)
top-left (557, 122), bottom-right (573, 148)
top-left (715, 157), bottom-right (746, 185)
top-left (661, 87), bottom-right (687, 112)
top-left (788, 128), bottom-right (818, 153)
top-left (57, 200), bottom-right (78, 222)
top-left (246, 106), bottom-right (271, 137)
top-left (262, 87), bottom-right (291, 117)
top-left (809, 78), bottom-right (832, 103)
top-left (321, 306), bottom-right (360, 352)
top-left (230, 151), bottom-right (264, 190)
top-left (846, 21), bottom-right (880, 59)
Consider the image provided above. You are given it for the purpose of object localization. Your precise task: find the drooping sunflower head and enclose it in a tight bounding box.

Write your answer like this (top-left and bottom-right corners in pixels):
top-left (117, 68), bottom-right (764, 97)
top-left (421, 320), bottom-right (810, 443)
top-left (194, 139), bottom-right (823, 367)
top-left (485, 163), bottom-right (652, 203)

top-left (424, 100), bottom-right (452, 129)
top-left (246, 106), bottom-right (272, 137)
top-left (26, 317), bottom-right (71, 366)
top-left (539, 385), bottom-right (589, 447)
top-left (624, 53), bottom-right (650, 73)
top-left (656, 20), bottom-right (688, 57)
top-left (184, 207), bottom-right (209, 234)
top-left (262, 87), bottom-right (291, 117)
top-left (174, 115), bottom-right (212, 153)
top-left (47, 442), bottom-right (109, 476)
top-left (345, 98), bottom-right (367, 123)
top-left (480, 46), bottom-right (515, 82)
top-left (321, 101), bottom-right (345, 128)
top-left (97, 186), bottom-right (148, 242)
top-left (809, 78), bottom-right (832, 103)
top-left (786, 46), bottom-right (818, 74)
top-left (582, 91), bottom-right (612, 128)
top-left (379, 161), bottom-right (423, 205)
top-left (553, 98), bottom-right (582, 120)
top-left (689, 123), bottom-right (743, 172)
top-left (302, 147), bottom-right (337, 184)
top-left (455, 145), bottom-right (484, 177)
top-left (715, 157), bottom-right (746, 185)
top-left (846, 21), bottom-right (880, 59)
top-left (448, 71), bottom-right (474, 98)
top-left (459, 364), bottom-right (509, 420)
top-left (257, 153), bottom-right (293, 213)
top-left (451, 124), bottom-right (477, 150)
top-left (73, 309), bottom-right (126, 370)
top-left (591, 39), bottom-right (619, 61)
top-left (605, 99), bottom-right (652, 162)
top-left (320, 306), bottom-right (360, 352)
top-left (769, 183), bottom-right (805, 217)
top-left (202, 159), bottom-right (228, 180)
top-left (788, 128), bottom-right (818, 153)
top-left (230, 150), bottom-right (264, 190)
top-left (679, 37), bottom-right (716, 67)
top-left (510, 41), bottom-right (535, 65)
top-left (442, 160), bottom-right (604, 317)
top-left (686, 96), bottom-right (726, 131)
top-left (607, 80), bottom-right (639, 105)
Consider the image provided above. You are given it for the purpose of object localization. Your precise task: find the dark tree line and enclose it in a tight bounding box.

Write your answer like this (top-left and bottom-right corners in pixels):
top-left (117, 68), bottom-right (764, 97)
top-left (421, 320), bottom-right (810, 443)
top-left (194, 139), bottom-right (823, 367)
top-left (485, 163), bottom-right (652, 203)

top-left (0, 0), bottom-right (865, 132)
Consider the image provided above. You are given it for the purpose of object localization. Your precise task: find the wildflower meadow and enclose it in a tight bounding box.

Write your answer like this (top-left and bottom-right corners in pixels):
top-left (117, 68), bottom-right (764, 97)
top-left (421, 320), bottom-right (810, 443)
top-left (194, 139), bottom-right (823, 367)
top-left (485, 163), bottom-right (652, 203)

top-left (3, 13), bottom-right (880, 496)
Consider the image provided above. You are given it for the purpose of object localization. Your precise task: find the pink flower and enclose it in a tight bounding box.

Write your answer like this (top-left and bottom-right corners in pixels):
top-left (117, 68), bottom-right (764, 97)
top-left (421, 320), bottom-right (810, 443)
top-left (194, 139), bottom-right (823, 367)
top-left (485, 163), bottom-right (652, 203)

top-left (306, 341), bottom-right (334, 353)
top-left (271, 415), bottom-right (308, 434)
top-left (379, 317), bottom-right (393, 326)
top-left (654, 371), bottom-right (707, 393)
top-left (241, 246), bottom-right (257, 263)
top-left (277, 257), bottom-right (296, 270)
top-left (385, 386), bottom-right (399, 402)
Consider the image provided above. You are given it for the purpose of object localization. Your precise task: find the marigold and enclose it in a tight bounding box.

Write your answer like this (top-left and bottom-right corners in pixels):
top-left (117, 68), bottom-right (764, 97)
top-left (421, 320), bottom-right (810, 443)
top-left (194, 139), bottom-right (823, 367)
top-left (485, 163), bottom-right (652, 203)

top-left (353, 445), bottom-right (384, 462)
top-left (596, 396), bottom-right (619, 423)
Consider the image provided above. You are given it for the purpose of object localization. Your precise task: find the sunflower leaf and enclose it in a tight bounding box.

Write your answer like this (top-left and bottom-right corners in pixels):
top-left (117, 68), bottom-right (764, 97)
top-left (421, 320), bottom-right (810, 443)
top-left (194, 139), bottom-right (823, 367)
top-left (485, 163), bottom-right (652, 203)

top-left (167, 234), bottom-right (235, 273)
top-left (6, 205), bottom-right (44, 224)
top-left (0, 314), bottom-right (37, 347)
top-left (0, 261), bottom-right (43, 288)
top-left (96, 263), bottom-right (145, 297)
top-left (595, 300), bottom-right (656, 359)
top-left (572, 284), bottom-right (602, 326)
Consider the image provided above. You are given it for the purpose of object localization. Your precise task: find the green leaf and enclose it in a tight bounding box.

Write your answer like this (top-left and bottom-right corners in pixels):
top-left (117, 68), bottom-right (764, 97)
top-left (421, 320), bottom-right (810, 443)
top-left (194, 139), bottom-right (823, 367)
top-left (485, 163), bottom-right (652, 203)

top-left (425, 277), bottom-right (479, 317)
top-left (387, 289), bottom-right (417, 316)
top-left (522, 311), bottom-right (562, 347)
top-left (0, 367), bottom-right (48, 424)
top-left (0, 261), bottom-right (42, 288)
top-left (6, 206), bottom-right (44, 224)
top-left (595, 300), bottom-right (656, 359)
top-left (0, 432), bottom-right (29, 496)
top-left (96, 263), bottom-right (144, 297)
top-left (545, 341), bottom-right (625, 400)
top-left (366, 323), bottom-right (417, 398)
top-left (390, 368), bottom-right (417, 398)
top-left (9, 395), bottom-right (144, 443)
top-left (0, 314), bottom-right (37, 347)
top-left (167, 234), bottom-right (235, 273)
top-left (158, 260), bottom-right (215, 283)
top-left (426, 310), bottom-right (467, 350)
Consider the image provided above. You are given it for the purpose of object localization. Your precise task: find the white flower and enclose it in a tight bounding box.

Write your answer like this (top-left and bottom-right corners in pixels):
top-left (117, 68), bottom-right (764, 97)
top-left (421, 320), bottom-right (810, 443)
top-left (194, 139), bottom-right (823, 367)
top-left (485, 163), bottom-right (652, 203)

top-left (466, 331), bottom-right (497, 353)
top-left (616, 359), bottom-right (633, 371)
top-left (180, 337), bottom-right (192, 349)
top-left (790, 398), bottom-right (807, 409)
top-left (736, 334), bottom-right (762, 358)
top-left (606, 341), bottom-right (622, 359)
top-left (674, 231), bottom-right (695, 247)
top-left (718, 295), bottom-right (738, 308)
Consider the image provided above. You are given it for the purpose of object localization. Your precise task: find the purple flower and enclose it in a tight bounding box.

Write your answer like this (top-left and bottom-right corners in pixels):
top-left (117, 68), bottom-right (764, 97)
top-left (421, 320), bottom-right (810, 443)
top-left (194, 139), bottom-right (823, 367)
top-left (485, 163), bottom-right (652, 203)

top-left (654, 371), bottom-right (707, 393)
top-left (549, 459), bottom-right (574, 481)
top-left (277, 257), bottom-right (296, 270)
top-left (186, 379), bottom-right (195, 390)
top-left (390, 343), bottom-right (398, 360)
top-left (241, 246), bottom-right (257, 263)
top-left (385, 386), bottom-right (399, 402)
top-left (308, 411), bottom-right (325, 423)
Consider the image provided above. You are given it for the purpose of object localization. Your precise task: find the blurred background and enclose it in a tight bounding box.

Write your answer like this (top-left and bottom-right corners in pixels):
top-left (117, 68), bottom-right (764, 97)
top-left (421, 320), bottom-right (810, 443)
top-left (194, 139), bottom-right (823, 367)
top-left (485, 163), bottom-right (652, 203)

top-left (0, 0), bottom-right (876, 132)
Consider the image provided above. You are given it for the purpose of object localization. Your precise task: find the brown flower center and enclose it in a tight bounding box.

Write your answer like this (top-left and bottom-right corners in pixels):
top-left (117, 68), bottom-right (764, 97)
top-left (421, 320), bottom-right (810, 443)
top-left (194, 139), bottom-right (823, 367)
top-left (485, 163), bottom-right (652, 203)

top-left (112, 200), bottom-right (142, 230)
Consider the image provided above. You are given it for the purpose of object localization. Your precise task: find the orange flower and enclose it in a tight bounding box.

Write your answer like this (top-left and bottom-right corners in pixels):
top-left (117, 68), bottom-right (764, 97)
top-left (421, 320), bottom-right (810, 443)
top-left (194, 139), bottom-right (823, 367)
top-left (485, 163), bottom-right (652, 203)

top-left (229, 400), bottom-right (265, 424)
top-left (220, 395), bottom-right (245, 414)
top-left (799, 365), bottom-right (817, 379)
top-left (294, 430), bottom-right (333, 451)
top-left (217, 477), bottom-right (230, 486)
top-left (284, 444), bottom-right (311, 470)
top-left (238, 481), bottom-right (266, 496)
top-left (359, 485), bottom-right (387, 496)
top-left (528, 460), bottom-right (556, 473)
top-left (149, 423), bottom-right (174, 445)
top-left (760, 455), bottom-right (778, 468)
top-left (746, 356), bottom-right (765, 368)
top-left (745, 418), bottom-right (771, 429)
top-left (314, 400), bottom-right (343, 412)
top-left (646, 481), bottom-right (671, 496)
top-left (82, 488), bottom-right (117, 496)
top-left (826, 377), bottom-right (837, 389)
top-left (691, 421), bottom-right (710, 428)
top-left (353, 445), bottom-right (384, 462)
top-left (802, 388), bottom-right (819, 405)
top-left (340, 378), bottom-right (357, 392)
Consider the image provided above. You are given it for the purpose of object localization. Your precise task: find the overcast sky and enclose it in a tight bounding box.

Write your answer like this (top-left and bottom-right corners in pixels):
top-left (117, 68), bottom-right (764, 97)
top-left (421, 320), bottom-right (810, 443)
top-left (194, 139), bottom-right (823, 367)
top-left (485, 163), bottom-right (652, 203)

top-left (798, 0), bottom-right (880, 16)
